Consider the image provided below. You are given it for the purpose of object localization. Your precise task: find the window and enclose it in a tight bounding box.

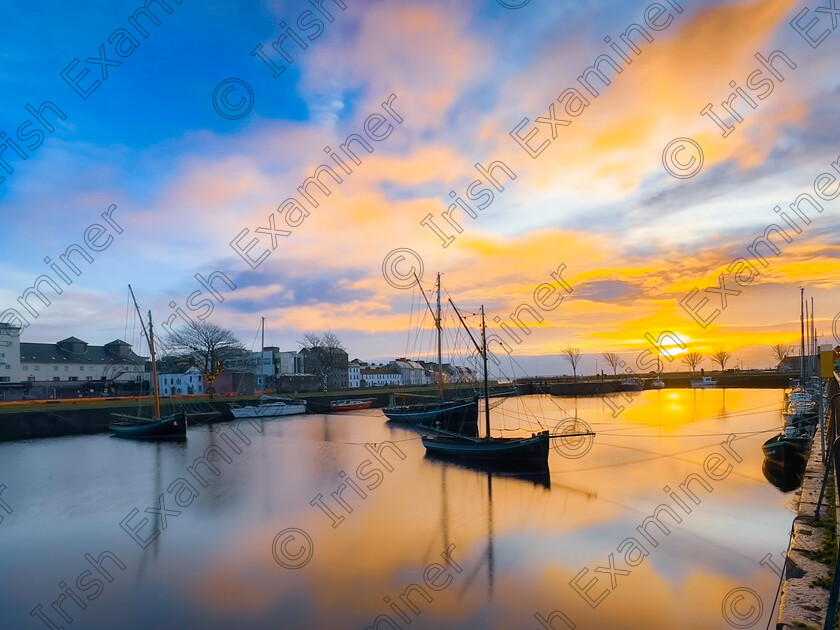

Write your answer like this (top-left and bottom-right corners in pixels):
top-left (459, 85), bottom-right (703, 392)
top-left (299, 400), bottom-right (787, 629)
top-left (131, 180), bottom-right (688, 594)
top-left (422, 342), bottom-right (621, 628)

top-left (4, 365), bottom-right (9, 370)
top-left (27, 377), bottom-right (35, 382)
top-left (54, 366), bottom-right (58, 371)
top-left (53, 377), bottom-right (60, 382)
top-left (22, 365), bottom-right (28, 370)
top-left (80, 366), bottom-right (84, 371)
top-left (64, 365), bottom-right (69, 371)
top-left (68, 377), bottom-right (78, 382)
top-left (34, 365), bottom-right (39, 371)
top-left (0, 377), bottom-right (9, 382)
top-left (86, 377), bottom-right (92, 381)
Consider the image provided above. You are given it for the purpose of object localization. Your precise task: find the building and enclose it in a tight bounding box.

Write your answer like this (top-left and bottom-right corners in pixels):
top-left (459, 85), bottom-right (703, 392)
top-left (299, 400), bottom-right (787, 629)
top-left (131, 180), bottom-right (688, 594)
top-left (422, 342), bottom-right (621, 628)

top-left (157, 367), bottom-right (204, 396)
top-left (348, 359), bottom-right (363, 388)
top-left (361, 365), bottom-right (401, 388)
top-left (300, 347), bottom-right (349, 390)
top-left (393, 359), bottom-right (428, 386)
top-left (0, 324), bottom-right (21, 384)
top-left (17, 336), bottom-right (148, 386)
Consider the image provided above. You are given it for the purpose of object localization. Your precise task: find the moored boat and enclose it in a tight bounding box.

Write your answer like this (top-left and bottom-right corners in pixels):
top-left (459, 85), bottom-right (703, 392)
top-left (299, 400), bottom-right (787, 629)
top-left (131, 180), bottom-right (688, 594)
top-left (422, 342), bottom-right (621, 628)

top-left (230, 395), bottom-right (306, 418)
top-left (762, 426), bottom-right (810, 461)
top-left (330, 398), bottom-right (375, 412)
top-left (420, 304), bottom-right (551, 468)
top-left (690, 376), bottom-right (717, 388)
top-left (383, 273), bottom-right (479, 435)
top-left (109, 285), bottom-right (187, 441)
top-left (110, 411), bottom-right (188, 440)
top-left (620, 378), bottom-right (643, 391)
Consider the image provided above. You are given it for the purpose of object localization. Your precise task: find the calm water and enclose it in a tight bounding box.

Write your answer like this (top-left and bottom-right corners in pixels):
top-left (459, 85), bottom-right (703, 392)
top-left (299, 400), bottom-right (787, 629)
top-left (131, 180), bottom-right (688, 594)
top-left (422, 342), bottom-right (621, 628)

top-left (0, 389), bottom-right (798, 629)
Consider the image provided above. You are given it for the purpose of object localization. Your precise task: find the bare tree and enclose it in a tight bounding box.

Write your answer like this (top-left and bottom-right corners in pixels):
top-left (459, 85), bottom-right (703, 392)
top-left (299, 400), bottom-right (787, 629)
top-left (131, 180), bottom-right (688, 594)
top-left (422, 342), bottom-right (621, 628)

top-left (770, 343), bottom-right (792, 367)
top-left (711, 349), bottom-right (731, 372)
top-left (165, 322), bottom-right (246, 396)
top-left (561, 346), bottom-right (583, 379)
top-left (299, 332), bottom-right (348, 392)
top-left (681, 351), bottom-right (703, 373)
top-left (601, 352), bottom-right (621, 376)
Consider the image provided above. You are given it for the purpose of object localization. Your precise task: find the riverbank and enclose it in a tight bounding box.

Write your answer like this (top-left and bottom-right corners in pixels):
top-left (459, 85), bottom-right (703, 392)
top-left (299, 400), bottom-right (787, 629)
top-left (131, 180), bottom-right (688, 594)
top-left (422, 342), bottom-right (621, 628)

top-left (0, 385), bottom-right (491, 442)
top-left (776, 377), bottom-right (838, 629)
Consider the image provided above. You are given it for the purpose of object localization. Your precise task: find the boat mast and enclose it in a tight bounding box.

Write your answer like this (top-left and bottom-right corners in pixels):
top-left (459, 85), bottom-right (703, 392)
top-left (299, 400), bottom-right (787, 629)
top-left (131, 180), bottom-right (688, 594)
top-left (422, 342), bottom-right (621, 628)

top-left (126, 285), bottom-right (162, 419)
top-left (147, 310), bottom-right (162, 419)
top-left (436, 273), bottom-right (444, 400)
top-left (799, 287), bottom-right (805, 385)
top-left (481, 305), bottom-right (491, 441)
top-left (811, 296), bottom-right (816, 378)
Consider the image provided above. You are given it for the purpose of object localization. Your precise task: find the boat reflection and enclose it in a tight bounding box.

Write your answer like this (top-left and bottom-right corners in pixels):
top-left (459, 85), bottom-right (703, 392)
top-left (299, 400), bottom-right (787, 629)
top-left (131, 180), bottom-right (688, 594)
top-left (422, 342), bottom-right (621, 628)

top-left (761, 456), bottom-right (806, 493)
top-left (423, 451), bottom-right (550, 489)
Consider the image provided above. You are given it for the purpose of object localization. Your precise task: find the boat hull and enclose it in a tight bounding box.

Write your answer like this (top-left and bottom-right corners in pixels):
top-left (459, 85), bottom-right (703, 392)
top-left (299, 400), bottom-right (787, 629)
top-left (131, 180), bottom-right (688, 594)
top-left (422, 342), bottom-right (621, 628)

top-left (384, 399), bottom-right (479, 437)
top-left (761, 434), bottom-right (810, 462)
top-left (331, 399), bottom-right (375, 412)
top-left (230, 403), bottom-right (306, 418)
top-left (109, 412), bottom-right (187, 440)
top-left (421, 432), bottom-right (550, 466)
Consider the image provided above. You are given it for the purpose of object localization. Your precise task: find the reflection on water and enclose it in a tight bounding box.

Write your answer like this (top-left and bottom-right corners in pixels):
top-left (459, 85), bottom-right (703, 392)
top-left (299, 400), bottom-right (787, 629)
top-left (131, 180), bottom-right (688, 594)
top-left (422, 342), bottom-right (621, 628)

top-left (0, 389), bottom-right (796, 629)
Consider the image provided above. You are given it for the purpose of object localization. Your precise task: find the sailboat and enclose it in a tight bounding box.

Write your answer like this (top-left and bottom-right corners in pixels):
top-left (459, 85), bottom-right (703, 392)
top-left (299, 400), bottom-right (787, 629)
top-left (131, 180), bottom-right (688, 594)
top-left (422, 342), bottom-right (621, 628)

top-left (383, 273), bottom-right (479, 436)
top-left (650, 356), bottom-right (665, 389)
top-left (421, 303), bottom-right (549, 467)
top-left (108, 285), bottom-right (187, 440)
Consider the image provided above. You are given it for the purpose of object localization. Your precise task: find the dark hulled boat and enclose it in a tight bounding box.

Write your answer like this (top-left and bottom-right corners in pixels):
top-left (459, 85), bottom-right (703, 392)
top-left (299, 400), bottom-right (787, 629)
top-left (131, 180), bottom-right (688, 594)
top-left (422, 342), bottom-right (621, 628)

top-left (419, 303), bottom-right (550, 469)
top-left (385, 398), bottom-right (479, 437)
top-left (383, 272), bottom-right (479, 435)
top-left (761, 431), bottom-right (809, 462)
top-left (108, 285), bottom-right (187, 441)
top-left (422, 431), bottom-right (550, 465)
top-left (110, 411), bottom-right (188, 440)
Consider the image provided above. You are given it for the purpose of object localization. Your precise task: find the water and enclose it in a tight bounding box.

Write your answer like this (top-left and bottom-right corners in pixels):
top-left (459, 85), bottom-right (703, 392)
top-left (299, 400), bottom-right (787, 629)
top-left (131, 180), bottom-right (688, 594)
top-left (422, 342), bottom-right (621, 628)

top-left (0, 389), bottom-right (798, 629)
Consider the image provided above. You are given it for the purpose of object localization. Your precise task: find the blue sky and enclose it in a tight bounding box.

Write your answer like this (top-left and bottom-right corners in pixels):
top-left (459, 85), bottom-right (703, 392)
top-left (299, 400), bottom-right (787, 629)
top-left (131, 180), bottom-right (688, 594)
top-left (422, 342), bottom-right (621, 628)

top-left (2, 0), bottom-right (839, 374)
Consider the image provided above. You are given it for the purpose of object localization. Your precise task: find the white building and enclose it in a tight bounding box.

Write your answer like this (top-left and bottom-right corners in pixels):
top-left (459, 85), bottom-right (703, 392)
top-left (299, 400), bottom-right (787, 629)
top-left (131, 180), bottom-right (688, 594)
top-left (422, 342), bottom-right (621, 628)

top-left (361, 365), bottom-right (401, 387)
top-left (158, 367), bottom-right (204, 396)
top-left (348, 359), bottom-right (363, 388)
top-left (0, 324), bottom-right (22, 384)
top-left (16, 336), bottom-right (148, 385)
top-left (393, 359), bottom-right (429, 386)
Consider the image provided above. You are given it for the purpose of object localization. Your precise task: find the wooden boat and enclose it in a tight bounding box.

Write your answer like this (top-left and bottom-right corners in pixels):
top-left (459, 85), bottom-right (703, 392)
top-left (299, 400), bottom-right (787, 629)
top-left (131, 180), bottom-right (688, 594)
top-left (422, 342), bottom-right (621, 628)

top-left (110, 411), bottom-right (188, 439)
top-left (420, 303), bottom-right (549, 468)
top-left (109, 285), bottom-right (187, 440)
top-left (230, 395), bottom-right (306, 418)
top-left (422, 431), bottom-right (550, 464)
top-left (383, 273), bottom-right (479, 435)
top-left (330, 398), bottom-right (375, 411)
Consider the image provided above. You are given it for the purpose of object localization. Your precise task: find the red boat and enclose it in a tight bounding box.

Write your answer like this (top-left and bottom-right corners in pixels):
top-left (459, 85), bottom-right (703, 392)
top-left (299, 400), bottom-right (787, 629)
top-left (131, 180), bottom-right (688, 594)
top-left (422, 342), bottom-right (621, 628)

top-left (330, 398), bottom-right (375, 412)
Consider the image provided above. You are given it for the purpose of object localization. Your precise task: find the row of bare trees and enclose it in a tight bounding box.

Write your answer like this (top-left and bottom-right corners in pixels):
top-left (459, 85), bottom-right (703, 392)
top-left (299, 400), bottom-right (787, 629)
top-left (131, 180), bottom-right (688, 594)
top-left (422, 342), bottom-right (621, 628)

top-left (559, 346), bottom-right (738, 378)
top-left (561, 342), bottom-right (798, 378)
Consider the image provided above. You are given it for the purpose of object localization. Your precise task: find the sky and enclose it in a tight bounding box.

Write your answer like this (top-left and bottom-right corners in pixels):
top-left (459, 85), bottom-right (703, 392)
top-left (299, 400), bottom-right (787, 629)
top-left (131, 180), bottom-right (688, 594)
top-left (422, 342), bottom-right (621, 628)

top-left (1, 0), bottom-right (839, 376)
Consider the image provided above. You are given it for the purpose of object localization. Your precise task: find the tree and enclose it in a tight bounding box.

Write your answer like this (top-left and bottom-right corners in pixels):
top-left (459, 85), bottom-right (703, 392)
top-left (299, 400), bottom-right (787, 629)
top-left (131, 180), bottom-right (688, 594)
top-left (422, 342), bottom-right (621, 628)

top-left (561, 346), bottom-right (583, 379)
top-left (164, 322), bottom-right (246, 396)
top-left (770, 343), bottom-right (792, 367)
top-left (681, 351), bottom-right (703, 372)
top-left (299, 332), bottom-right (348, 392)
top-left (601, 352), bottom-right (621, 376)
top-left (711, 349), bottom-right (731, 372)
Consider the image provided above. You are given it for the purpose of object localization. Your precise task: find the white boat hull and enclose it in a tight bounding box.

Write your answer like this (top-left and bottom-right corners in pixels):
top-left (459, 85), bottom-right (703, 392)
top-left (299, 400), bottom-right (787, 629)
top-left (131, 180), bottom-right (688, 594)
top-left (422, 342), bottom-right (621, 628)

top-left (230, 403), bottom-right (306, 418)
